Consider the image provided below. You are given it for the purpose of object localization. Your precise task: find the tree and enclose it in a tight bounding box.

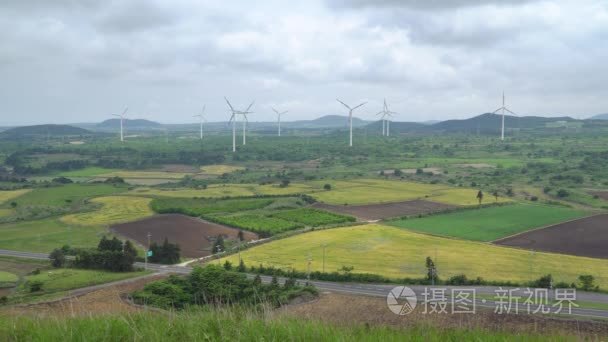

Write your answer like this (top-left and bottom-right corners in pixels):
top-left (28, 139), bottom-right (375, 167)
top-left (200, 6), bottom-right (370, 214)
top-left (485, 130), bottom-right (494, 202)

top-left (212, 235), bottom-right (225, 254)
top-left (476, 190), bottom-right (484, 205)
top-left (237, 230), bottom-right (244, 242)
top-left (270, 276), bottom-right (279, 289)
top-left (425, 257), bottom-right (437, 283)
top-left (394, 169), bottom-right (403, 176)
top-left (280, 179), bottom-right (291, 188)
top-left (10, 202), bottom-right (17, 208)
top-left (323, 183), bottom-right (332, 191)
top-left (223, 260), bottom-right (233, 271)
top-left (253, 274), bottom-right (262, 286)
top-left (123, 240), bottom-right (137, 259)
top-left (557, 189), bottom-right (570, 198)
top-left (578, 275), bottom-right (596, 291)
top-left (49, 248), bottom-right (66, 268)
top-left (237, 259), bottom-right (246, 272)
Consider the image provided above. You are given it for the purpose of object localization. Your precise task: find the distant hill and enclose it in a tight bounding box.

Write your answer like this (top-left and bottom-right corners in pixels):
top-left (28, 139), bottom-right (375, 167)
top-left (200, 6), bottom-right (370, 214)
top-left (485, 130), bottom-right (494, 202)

top-left (0, 124), bottom-right (90, 138)
top-left (287, 115), bottom-right (369, 129)
top-left (365, 120), bottom-right (428, 134)
top-left (97, 118), bottom-right (163, 130)
top-left (588, 113), bottom-right (608, 120)
top-left (428, 113), bottom-right (579, 134)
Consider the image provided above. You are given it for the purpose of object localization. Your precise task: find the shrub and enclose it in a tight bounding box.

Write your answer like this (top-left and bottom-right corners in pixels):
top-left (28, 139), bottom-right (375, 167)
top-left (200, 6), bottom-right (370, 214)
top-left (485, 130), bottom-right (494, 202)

top-left (28, 280), bottom-right (43, 292)
top-left (557, 189), bottom-right (570, 198)
top-left (323, 183), bottom-right (331, 190)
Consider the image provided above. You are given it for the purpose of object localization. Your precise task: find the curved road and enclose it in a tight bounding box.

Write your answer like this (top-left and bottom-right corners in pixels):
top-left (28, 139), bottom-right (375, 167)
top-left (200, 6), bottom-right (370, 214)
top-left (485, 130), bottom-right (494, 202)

top-left (2, 248), bottom-right (608, 320)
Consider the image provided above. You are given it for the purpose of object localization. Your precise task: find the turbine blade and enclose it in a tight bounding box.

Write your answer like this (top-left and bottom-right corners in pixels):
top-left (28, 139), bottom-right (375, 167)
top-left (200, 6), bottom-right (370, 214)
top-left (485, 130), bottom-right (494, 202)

top-left (245, 101), bottom-right (255, 112)
top-left (224, 97), bottom-right (235, 112)
top-left (492, 107), bottom-right (503, 114)
top-left (352, 102), bottom-right (367, 110)
top-left (504, 108), bottom-right (516, 115)
top-left (122, 107), bottom-right (129, 116)
top-left (336, 99), bottom-right (351, 110)
top-left (202, 105), bottom-right (206, 114)
top-left (272, 107), bottom-right (279, 114)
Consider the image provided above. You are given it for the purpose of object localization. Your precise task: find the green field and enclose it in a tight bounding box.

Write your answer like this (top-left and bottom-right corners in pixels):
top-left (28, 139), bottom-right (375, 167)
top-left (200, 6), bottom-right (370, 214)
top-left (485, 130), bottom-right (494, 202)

top-left (129, 184), bottom-right (257, 198)
top-left (10, 184), bottom-right (127, 207)
top-left (310, 179), bottom-right (510, 205)
top-left (212, 214), bottom-right (302, 235)
top-left (221, 224), bottom-right (608, 286)
top-left (18, 268), bottom-right (148, 293)
top-left (389, 204), bottom-right (588, 241)
top-left (151, 197), bottom-right (273, 216)
top-left (60, 196), bottom-right (154, 226)
top-left (0, 189), bottom-right (31, 205)
top-left (0, 270), bottom-right (18, 284)
top-left (55, 167), bottom-right (118, 177)
top-left (271, 208), bottom-right (355, 226)
top-left (0, 218), bottom-right (109, 253)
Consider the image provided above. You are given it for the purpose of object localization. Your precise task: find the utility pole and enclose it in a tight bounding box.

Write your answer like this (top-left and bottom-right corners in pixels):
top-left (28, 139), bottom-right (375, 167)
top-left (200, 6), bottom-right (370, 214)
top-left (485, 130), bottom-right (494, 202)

top-left (307, 254), bottom-right (312, 281)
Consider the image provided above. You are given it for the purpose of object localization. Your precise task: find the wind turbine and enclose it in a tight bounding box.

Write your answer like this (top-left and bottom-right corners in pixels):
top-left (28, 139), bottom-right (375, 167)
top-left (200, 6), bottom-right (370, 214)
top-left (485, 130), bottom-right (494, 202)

top-left (375, 98), bottom-right (398, 137)
top-left (492, 91), bottom-right (516, 141)
top-left (112, 107), bottom-right (128, 142)
top-left (193, 105), bottom-right (206, 140)
top-left (337, 99), bottom-right (366, 147)
top-left (272, 107), bottom-right (288, 137)
top-left (224, 97), bottom-right (254, 152)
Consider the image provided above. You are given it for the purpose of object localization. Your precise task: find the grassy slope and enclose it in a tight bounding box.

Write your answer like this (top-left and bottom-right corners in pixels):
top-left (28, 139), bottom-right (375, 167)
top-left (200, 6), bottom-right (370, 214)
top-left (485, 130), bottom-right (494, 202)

top-left (389, 204), bottom-right (588, 241)
top-left (221, 224), bottom-right (608, 286)
top-left (19, 268), bottom-right (148, 293)
top-left (0, 270), bottom-right (18, 283)
top-left (0, 189), bottom-right (31, 205)
top-left (9, 184), bottom-right (127, 206)
top-left (0, 310), bottom-right (574, 341)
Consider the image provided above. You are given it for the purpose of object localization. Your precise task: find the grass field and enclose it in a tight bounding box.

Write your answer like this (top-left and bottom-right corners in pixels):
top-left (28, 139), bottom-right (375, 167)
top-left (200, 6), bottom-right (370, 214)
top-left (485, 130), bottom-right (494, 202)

top-left (0, 189), bottom-right (31, 205)
top-left (98, 171), bottom-right (193, 179)
top-left (60, 196), bottom-right (153, 226)
top-left (200, 164), bottom-right (245, 175)
top-left (389, 204), bottom-right (588, 241)
top-left (212, 214), bottom-right (302, 235)
top-left (0, 270), bottom-right (18, 284)
top-left (10, 184), bottom-right (127, 207)
top-left (151, 197), bottom-right (273, 216)
top-left (310, 179), bottom-right (509, 206)
top-left (0, 218), bottom-right (109, 252)
top-left (55, 167), bottom-right (118, 177)
top-left (221, 224), bottom-right (608, 286)
top-left (254, 183), bottom-right (318, 195)
top-left (0, 208), bottom-right (14, 217)
top-left (129, 184), bottom-right (257, 198)
top-left (18, 268), bottom-right (148, 293)
top-left (271, 208), bottom-right (355, 226)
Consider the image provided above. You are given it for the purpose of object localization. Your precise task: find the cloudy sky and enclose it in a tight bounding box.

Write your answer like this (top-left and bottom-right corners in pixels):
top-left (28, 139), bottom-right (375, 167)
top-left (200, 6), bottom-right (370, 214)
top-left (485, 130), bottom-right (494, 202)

top-left (1, 0), bottom-right (606, 125)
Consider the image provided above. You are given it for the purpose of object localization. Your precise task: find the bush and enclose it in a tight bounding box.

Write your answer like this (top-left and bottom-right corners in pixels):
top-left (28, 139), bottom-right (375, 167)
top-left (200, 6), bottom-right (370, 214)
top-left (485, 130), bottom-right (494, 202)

top-left (28, 280), bottom-right (44, 292)
top-left (578, 275), bottom-right (597, 291)
top-left (323, 183), bottom-right (331, 190)
top-left (49, 248), bottom-right (66, 268)
top-left (557, 189), bottom-right (570, 198)
top-left (529, 274), bottom-right (552, 289)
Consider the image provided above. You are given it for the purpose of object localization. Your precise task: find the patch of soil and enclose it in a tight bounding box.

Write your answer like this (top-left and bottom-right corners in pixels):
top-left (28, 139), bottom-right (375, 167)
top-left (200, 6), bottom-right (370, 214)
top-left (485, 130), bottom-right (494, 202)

top-left (276, 292), bottom-right (608, 338)
top-left (312, 200), bottom-right (455, 221)
top-left (112, 214), bottom-right (258, 258)
top-left (589, 191), bottom-right (608, 201)
top-left (495, 214), bottom-right (608, 259)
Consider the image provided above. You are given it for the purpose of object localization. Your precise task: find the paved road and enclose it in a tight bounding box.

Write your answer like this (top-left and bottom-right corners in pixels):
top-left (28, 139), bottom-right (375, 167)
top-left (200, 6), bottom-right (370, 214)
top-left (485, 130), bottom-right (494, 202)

top-left (3, 249), bottom-right (608, 319)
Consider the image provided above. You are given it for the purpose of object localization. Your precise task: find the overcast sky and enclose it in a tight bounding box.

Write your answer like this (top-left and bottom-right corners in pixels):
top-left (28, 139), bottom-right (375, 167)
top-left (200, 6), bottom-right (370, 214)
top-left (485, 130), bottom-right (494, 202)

top-left (1, 0), bottom-right (606, 125)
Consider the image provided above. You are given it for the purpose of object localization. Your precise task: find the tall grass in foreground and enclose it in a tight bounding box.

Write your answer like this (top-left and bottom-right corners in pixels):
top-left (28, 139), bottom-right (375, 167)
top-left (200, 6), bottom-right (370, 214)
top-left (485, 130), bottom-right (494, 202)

top-left (0, 308), bottom-right (577, 341)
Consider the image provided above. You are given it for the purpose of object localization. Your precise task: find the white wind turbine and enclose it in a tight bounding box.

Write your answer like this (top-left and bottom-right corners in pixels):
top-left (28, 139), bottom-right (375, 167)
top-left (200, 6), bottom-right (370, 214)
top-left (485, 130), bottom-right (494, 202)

top-left (272, 107), bottom-right (288, 137)
top-left (492, 91), bottom-right (516, 141)
top-left (112, 107), bottom-right (128, 142)
top-left (224, 97), bottom-right (254, 152)
top-left (193, 105), bottom-right (206, 140)
top-left (337, 99), bottom-right (366, 147)
top-left (375, 98), bottom-right (398, 137)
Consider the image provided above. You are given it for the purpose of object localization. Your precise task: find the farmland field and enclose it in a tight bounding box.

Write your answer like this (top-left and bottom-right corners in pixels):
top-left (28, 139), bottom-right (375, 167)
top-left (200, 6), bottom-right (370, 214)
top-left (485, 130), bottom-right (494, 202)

top-left (313, 200), bottom-right (455, 221)
top-left (98, 171), bottom-right (193, 179)
top-left (55, 167), bottom-right (118, 178)
top-left (310, 179), bottom-right (510, 206)
top-left (496, 214), bottom-right (608, 259)
top-left (0, 271), bottom-right (18, 284)
top-left (10, 184), bottom-right (127, 207)
top-left (0, 189), bottom-right (31, 205)
top-left (211, 214), bottom-right (301, 235)
top-left (271, 208), bottom-right (354, 226)
top-left (112, 214), bottom-right (258, 258)
top-left (60, 196), bottom-right (153, 226)
top-left (0, 218), bottom-right (109, 252)
top-left (151, 197), bottom-right (274, 216)
top-left (199, 164), bottom-right (245, 175)
top-left (389, 204), bottom-right (588, 242)
top-left (220, 224), bottom-right (608, 286)
top-left (129, 184), bottom-right (256, 198)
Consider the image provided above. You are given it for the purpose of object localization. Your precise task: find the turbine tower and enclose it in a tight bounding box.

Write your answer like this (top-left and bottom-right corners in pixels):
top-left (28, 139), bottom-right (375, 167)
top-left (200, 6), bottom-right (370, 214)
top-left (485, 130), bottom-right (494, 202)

top-left (272, 107), bottom-right (288, 137)
top-left (375, 99), bottom-right (397, 137)
top-left (492, 91), bottom-right (516, 141)
top-left (193, 105), bottom-right (206, 140)
top-left (337, 99), bottom-right (366, 147)
top-left (112, 107), bottom-right (128, 142)
top-left (224, 97), bottom-right (254, 152)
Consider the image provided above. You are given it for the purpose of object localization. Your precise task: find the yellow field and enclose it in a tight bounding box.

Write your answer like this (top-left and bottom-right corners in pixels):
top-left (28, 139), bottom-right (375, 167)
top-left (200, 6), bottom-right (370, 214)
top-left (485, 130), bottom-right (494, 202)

top-left (221, 224), bottom-right (608, 287)
top-left (128, 184), bottom-right (256, 198)
top-left (98, 171), bottom-right (192, 179)
top-left (254, 183), bottom-right (318, 195)
top-left (0, 209), bottom-right (14, 217)
top-left (0, 189), bottom-right (31, 205)
top-left (60, 196), bottom-right (153, 226)
top-left (200, 164), bottom-right (245, 175)
top-left (310, 179), bottom-right (508, 206)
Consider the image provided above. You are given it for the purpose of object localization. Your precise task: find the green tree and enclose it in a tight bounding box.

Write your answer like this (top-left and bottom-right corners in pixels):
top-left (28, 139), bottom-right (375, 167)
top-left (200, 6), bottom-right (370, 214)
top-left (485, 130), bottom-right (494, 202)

top-left (578, 275), bottom-right (596, 291)
top-left (323, 183), bottom-right (332, 190)
top-left (212, 235), bottom-right (225, 254)
top-left (223, 260), bottom-right (233, 271)
top-left (426, 257), bottom-right (437, 283)
top-left (476, 190), bottom-right (484, 205)
top-left (49, 248), bottom-right (65, 268)
top-left (237, 230), bottom-right (244, 242)
top-left (237, 259), bottom-right (246, 272)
